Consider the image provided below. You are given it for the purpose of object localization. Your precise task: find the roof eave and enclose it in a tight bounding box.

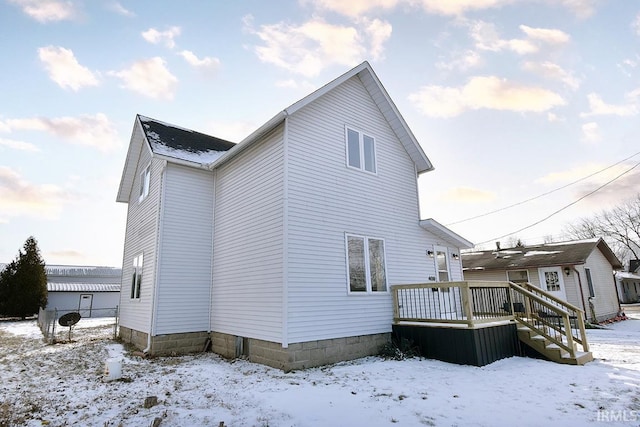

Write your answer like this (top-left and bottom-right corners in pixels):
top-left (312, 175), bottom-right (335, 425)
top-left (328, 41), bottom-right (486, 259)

top-left (116, 115), bottom-right (154, 203)
top-left (420, 218), bottom-right (474, 249)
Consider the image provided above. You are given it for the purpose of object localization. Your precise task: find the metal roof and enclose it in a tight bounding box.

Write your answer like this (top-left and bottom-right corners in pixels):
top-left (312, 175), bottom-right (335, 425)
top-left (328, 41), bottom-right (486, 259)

top-left (47, 282), bottom-right (121, 292)
top-left (462, 238), bottom-right (622, 271)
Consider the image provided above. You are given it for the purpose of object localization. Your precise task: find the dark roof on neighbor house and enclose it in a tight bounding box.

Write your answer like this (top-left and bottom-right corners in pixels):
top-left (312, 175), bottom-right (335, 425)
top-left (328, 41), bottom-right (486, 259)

top-left (138, 115), bottom-right (236, 164)
top-left (462, 238), bottom-right (623, 272)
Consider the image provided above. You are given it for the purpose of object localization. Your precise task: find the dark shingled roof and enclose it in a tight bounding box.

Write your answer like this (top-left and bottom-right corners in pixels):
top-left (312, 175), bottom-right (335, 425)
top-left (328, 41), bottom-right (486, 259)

top-left (138, 115), bottom-right (236, 162)
top-left (462, 238), bottom-right (622, 272)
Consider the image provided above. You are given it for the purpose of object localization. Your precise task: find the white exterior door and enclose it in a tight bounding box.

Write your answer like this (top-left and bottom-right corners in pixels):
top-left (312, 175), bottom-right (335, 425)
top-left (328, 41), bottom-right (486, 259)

top-left (78, 294), bottom-right (93, 318)
top-left (434, 246), bottom-right (455, 315)
top-left (538, 267), bottom-right (567, 301)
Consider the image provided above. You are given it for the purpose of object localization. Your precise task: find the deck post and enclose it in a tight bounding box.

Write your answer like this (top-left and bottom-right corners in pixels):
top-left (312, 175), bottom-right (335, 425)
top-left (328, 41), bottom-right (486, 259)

top-left (576, 314), bottom-right (589, 352)
top-left (562, 313), bottom-right (576, 358)
top-left (391, 286), bottom-right (400, 323)
top-left (460, 282), bottom-right (474, 327)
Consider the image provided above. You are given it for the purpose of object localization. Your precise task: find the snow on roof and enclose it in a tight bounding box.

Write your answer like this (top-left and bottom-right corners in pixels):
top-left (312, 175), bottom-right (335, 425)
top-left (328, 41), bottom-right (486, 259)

top-left (524, 250), bottom-right (562, 256)
top-left (139, 115), bottom-right (235, 165)
top-left (45, 265), bottom-right (121, 277)
top-left (48, 283), bottom-right (121, 292)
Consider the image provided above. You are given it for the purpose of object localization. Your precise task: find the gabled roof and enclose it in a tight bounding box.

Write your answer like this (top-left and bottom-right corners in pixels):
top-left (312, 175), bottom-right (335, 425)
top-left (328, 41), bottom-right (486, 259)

top-left (420, 219), bottom-right (474, 249)
top-left (210, 61), bottom-right (434, 174)
top-left (116, 115), bottom-right (236, 203)
top-left (462, 238), bottom-right (623, 271)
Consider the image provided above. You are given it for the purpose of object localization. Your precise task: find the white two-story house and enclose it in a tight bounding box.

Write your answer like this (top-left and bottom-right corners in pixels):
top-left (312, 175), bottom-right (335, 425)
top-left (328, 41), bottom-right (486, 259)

top-left (116, 61), bottom-right (473, 370)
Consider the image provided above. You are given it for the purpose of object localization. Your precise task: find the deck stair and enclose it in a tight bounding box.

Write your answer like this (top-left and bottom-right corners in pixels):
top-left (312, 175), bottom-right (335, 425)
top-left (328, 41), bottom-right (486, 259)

top-left (509, 282), bottom-right (593, 366)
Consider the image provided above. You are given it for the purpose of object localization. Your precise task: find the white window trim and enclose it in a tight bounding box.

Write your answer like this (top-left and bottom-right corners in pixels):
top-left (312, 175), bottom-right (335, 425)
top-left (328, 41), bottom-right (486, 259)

top-left (139, 164), bottom-right (150, 203)
top-left (345, 233), bottom-right (389, 294)
top-left (131, 253), bottom-right (143, 299)
top-left (433, 246), bottom-right (451, 283)
top-left (345, 126), bottom-right (377, 175)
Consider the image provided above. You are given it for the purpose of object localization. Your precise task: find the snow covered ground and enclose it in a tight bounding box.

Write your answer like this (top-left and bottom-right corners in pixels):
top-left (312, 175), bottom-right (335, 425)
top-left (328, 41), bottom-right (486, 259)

top-left (1, 310), bottom-right (639, 427)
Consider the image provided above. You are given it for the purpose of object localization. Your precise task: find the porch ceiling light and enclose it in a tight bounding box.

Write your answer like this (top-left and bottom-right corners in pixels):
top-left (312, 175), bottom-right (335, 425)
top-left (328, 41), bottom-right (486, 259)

top-left (564, 267), bottom-right (571, 276)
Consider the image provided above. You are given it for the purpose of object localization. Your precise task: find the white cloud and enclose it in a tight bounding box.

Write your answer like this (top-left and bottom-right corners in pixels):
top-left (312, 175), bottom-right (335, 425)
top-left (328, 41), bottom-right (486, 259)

top-left (108, 1), bottom-right (135, 17)
top-left (547, 112), bottom-right (565, 122)
top-left (519, 25), bottom-right (570, 45)
top-left (581, 122), bottom-right (600, 143)
top-left (409, 76), bottom-right (565, 118)
top-left (0, 166), bottom-right (69, 220)
top-left (556, 0), bottom-right (597, 19)
top-left (1, 113), bottom-right (120, 151)
top-left (437, 50), bottom-right (482, 71)
top-left (580, 93), bottom-right (638, 117)
top-left (8, 0), bottom-right (76, 22)
top-left (414, 0), bottom-right (513, 16)
top-left (179, 51), bottom-right (221, 74)
top-left (469, 21), bottom-right (569, 55)
top-left (522, 61), bottom-right (580, 90)
top-left (0, 138), bottom-right (40, 152)
top-left (361, 18), bottom-right (393, 61)
top-left (303, 0), bottom-right (400, 17)
top-left (244, 15), bottom-right (391, 77)
top-left (304, 0), bottom-right (595, 18)
top-left (38, 46), bottom-right (99, 91)
top-left (142, 27), bottom-right (181, 49)
top-left (109, 57), bottom-right (178, 100)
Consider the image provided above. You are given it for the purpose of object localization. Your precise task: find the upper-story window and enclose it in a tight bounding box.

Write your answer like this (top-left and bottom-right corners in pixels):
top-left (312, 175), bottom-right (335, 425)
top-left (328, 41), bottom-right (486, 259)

top-left (139, 165), bottom-right (150, 202)
top-left (346, 127), bottom-right (376, 173)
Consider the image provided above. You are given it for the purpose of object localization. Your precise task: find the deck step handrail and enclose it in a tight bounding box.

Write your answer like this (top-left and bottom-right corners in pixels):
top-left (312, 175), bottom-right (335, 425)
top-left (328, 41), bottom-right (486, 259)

top-left (508, 282), bottom-right (589, 355)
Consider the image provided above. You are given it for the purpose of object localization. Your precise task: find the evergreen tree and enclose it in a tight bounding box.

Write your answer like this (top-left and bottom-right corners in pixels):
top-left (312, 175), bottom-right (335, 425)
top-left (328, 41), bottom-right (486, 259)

top-left (0, 237), bottom-right (48, 319)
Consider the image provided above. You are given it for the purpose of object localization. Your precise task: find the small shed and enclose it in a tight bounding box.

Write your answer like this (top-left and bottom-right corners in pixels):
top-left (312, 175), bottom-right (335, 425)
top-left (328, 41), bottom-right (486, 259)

top-left (462, 238), bottom-right (623, 322)
top-left (46, 265), bottom-right (121, 318)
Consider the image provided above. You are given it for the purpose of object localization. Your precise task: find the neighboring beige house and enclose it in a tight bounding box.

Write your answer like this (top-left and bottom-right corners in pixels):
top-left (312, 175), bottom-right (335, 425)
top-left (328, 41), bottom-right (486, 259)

top-left (462, 238), bottom-right (622, 322)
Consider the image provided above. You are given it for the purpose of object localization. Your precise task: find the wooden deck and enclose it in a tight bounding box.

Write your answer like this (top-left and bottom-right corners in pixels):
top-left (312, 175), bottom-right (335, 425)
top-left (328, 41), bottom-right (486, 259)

top-left (391, 281), bottom-right (592, 366)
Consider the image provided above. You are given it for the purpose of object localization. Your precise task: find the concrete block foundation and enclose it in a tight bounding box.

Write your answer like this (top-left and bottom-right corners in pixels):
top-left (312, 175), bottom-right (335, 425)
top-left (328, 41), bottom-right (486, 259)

top-left (121, 327), bottom-right (389, 371)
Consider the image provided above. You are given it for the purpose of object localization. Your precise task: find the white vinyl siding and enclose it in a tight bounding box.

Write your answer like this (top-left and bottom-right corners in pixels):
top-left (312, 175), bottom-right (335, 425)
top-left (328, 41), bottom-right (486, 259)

top-left (583, 250), bottom-right (619, 321)
top-left (285, 75), bottom-right (448, 343)
top-left (118, 124), bottom-right (161, 334)
top-left (154, 164), bottom-right (214, 335)
top-left (212, 125), bottom-right (284, 343)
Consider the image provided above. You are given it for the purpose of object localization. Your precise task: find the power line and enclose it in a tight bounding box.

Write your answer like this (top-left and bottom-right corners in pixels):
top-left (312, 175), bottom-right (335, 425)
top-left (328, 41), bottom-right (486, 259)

top-left (473, 159), bottom-right (640, 246)
top-left (446, 150), bottom-right (640, 226)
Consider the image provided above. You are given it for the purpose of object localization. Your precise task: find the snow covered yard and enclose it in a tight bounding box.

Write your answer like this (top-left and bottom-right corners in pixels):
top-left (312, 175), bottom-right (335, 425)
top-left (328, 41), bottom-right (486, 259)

top-left (1, 314), bottom-right (639, 427)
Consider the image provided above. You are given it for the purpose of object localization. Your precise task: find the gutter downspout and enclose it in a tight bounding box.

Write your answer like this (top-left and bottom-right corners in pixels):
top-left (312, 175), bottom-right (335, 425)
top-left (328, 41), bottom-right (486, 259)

top-left (282, 112), bottom-right (289, 350)
top-left (209, 169), bottom-right (216, 335)
top-left (144, 160), bottom-right (167, 354)
top-left (572, 266), bottom-right (588, 321)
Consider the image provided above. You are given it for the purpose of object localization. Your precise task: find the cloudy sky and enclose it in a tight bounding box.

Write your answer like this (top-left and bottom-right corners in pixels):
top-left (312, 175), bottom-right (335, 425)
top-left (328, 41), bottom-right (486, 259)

top-left (1, 0), bottom-right (639, 267)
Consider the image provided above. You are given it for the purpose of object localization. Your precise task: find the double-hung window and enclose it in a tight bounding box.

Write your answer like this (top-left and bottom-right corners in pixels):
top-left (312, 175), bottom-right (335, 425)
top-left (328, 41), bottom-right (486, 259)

top-left (346, 127), bottom-right (376, 173)
top-left (139, 165), bottom-right (150, 202)
top-left (346, 234), bottom-right (387, 293)
top-left (130, 253), bottom-right (143, 299)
